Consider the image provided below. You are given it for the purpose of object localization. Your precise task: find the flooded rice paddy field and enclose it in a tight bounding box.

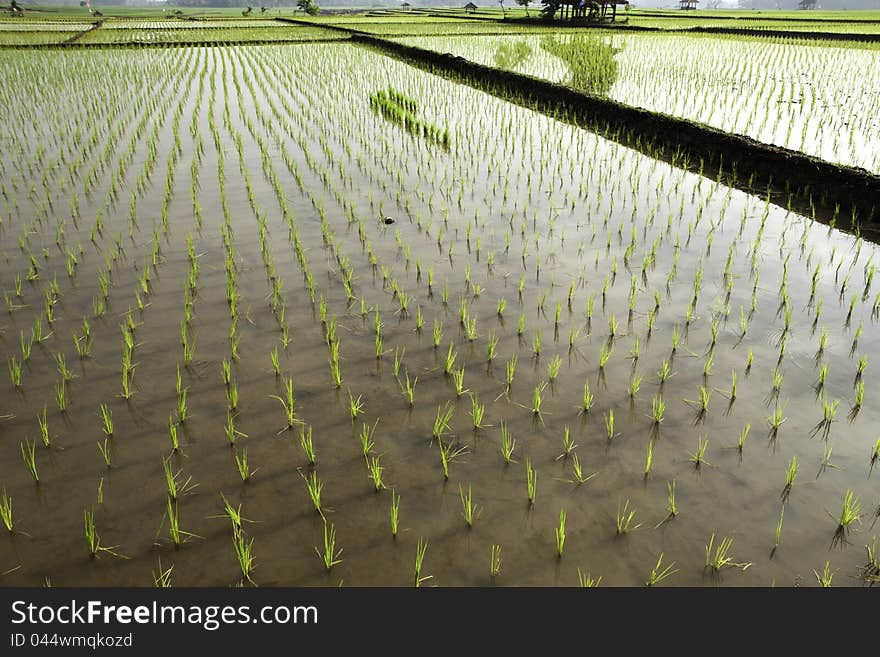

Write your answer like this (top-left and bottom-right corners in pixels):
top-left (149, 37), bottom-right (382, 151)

top-left (398, 33), bottom-right (880, 174)
top-left (0, 43), bottom-right (878, 587)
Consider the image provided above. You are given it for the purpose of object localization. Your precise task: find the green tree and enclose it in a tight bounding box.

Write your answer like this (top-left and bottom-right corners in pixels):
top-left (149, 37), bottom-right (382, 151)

top-left (297, 0), bottom-right (319, 15)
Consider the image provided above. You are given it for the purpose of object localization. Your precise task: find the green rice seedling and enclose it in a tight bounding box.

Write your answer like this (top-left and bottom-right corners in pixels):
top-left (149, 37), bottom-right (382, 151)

top-left (657, 360), bottom-right (672, 384)
top-left (358, 420), bottom-right (378, 457)
top-left (644, 439), bottom-right (654, 478)
top-left (459, 484), bottom-right (480, 528)
top-left (598, 344), bottom-right (612, 369)
top-left (557, 426), bottom-right (577, 460)
top-left (299, 425), bottom-right (316, 467)
top-left (97, 439), bottom-right (112, 468)
top-left (671, 325), bottom-right (680, 353)
top-left (746, 349), bottom-right (753, 373)
top-left (497, 298), bottom-right (507, 318)
top-left (368, 455), bottom-right (385, 491)
top-left (765, 491), bottom-right (782, 547)
top-left (152, 558), bottom-right (173, 588)
top-left (161, 498), bottom-right (199, 549)
top-left (862, 536), bottom-right (879, 582)
top-left (525, 458), bottom-right (537, 505)
top-left (582, 380), bottom-right (594, 413)
top-left (486, 331), bottom-right (498, 363)
top-left (176, 387), bottom-right (188, 424)
top-left (20, 332), bottom-right (32, 362)
top-left (168, 415), bottom-right (179, 452)
top-left (555, 509), bottom-right (567, 558)
top-left (532, 331), bottom-right (542, 357)
top-left (505, 354), bottom-right (517, 388)
top-left (224, 411), bottom-right (248, 446)
top-left (666, 480), bottom-right (678, 518)
top-left (452, 366), bottom-right (467, 397)
top-left (651, 395), bottom-right (665, 424)
top-left (645, 553), bottom-right (677, 586)
top-left (577, 569), bottom-right (601, 587)
top-left (400, 371), bottom-right (417, 407)
top-left (438, 439), bottom-right (466, 480)
top-left (232, 529), bottom-right (255, 584)
top-left (99, 404), bottom-right (113, 437)
top-left (571, 453), bottom-right (595, 485)
top-left (37, 407), bottom-right (50, 447)
top-left (705, 533), bottom-right (751, 572)
top-left (703, 352), bottom-right (714, 378)
top-left (688, 436), bottom-right (710, 468)
top-left (8, 356), bottom-right (22, 387)
top-left (221, 359), bottom-right (232, 387)
top-left (390, 490), bottom-right (400, 539)
top-left (432, 320), bottom-right (443, 348)
top-left (781, 456), bottom-right (798, 500)
top-left (233, 448), bottom-right (254, 482)
top-left (163, 456), bottom-right (195, 502)
top-left (302, 471), bottom-right (324, 517)
top-left (0, 488), bottom-right (13, 533)
top-left (84, 509), bottom-right (123, 560)
top-left (853, 381), bottom-right (865, 411)
top-left (604, 410), bottom-right (616, 441)
top-left (444, 343), bottom-right (457, 375)
top-left (393, 347), bottom-right (404, 379)
top-left (270, 346), bottom-right (280, 376)
top-left (871, 437), bottom-right (880, 473)
top-left (270, 376), bottom-right (296, 429)
top-left (616, 499), bottom-right (640, 534)
top-left (469, 394), bottom-right (487, 430)
top-left (432, 401), bottom-right (455, 439)
top-left (517, 314), bottom-right (526, 336)
top-left (500, 421), bottom-right (516, 463)
top-left (629, 374), bottom-right (642, 399)
top-left (21, 439), bottom-right (38, 483)
top-left (737, 424), bottom-right (752, 452)
top-left (814, 561), bottom-right (835, 587)
top-left (414, 537), bottom-right (432, 587)
top-left (315, 521), bottom-right (343, 572)
top-left (547, 354), bottom-right (562, 381)
top-left (532, 382), bottom-right (547, 416)
top-left (767, 401), bottom-right (786, 436)
top-left (834, 490), bottom-right (861, 537)
top-left (490, 545), bottom-right (503, 578)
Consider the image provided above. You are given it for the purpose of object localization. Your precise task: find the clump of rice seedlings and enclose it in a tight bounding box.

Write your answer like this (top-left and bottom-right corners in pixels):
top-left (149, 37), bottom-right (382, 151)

top-left (577, 569), bottom-right (601, 587)
top-left (37, 407), bottom-right (51, 447)
top-left (270, 346), bottom-right (280, 376)
top-left (367, 455), bottom-right (385, 491)
top-left (414, 537), bottom-right (432, 587)
top-left (525, 458), bottom-right (537, 505)
top-left (657, 360), bottom-right (672, 384)
top-left (781, 456), bottom-right (798, 500)
top-left (570, 453), bottom-right (595, 485)
top-left (703, 352), bottom-right (714, 378)
top-left (574, 379), bottom-right (593, 417)
top-left (705, 533), bottom-right (751, 572)
top-left (833, 489), bottom-right (861, 540)
top-left (438, 438), bottom-right (466, 480)
top-left (452, 366), bottom-right (467, 397)
top-left (160, 498), bottom-right (199, 549)
top-left (20, 439), bottom-right (38, 483)
top-left (861, 536), bottom-right (879, 582)
top-left (97, 439), bottom-right (112, 468)
top-left (55, 353), bottom-right (73, 382)
top-left (767, 400), bottom-right (786, 438)
top-left (556, 426), bottom-right (577, 460)
top-left (651, 395), bottom-right (665, 424)
top-left (616, 499), bottom-right (640, 534)
top-left (152, 558), bottom-right (173, 588)
top-left (84, 509), bottom-right (123, 559)
top-left (644, 439), bottom-right (655, 478)
top-left (871, 437), bottom-right (880, 474)
top-left (505, 354), bottom-right (517, 389)
top-left (0, 488), bottom-right (14, 533)
top-left (629, 374), bottom-right (642, 399)
top-left (486, 331), bottom-right (498, 363)
top-left (233, 448), bottom-right (255, 482)
top-left (443, 343), bottom-right (457, 375)
top-left (358, 420), bottom-right (378, 457)
top-left (500, 421), bottom-right (516, 463)
top-left (390, 490), bottom-right (400, 539)
top-left (459, 484), bottom-right (480, 528)
top-left (168, 414), bottom-right (179, 452)
top-left (399, 371), bottom-right (417, 407)
top-left (163, 455), bottom-right (196, 501)
top-left (745, 349), bottom-right (754, 373)
top-left (774, 505), bottom-right (785, 550)
top-left (348, 390), bottom-right (365, 423)
top-left (469, 394), bottom-right (487, 430)
top-left (433, 402), bottom-right (455, 439)
top-left (55, 381), bottom-right (67, 412)
top-left (555, 509), bottom-right (567, 558)
top-left (99, 403), bottom-right (113, 437)
top-left (315, 521), bottom-right (343, 572)
top-left (547, 354), bottom-right (562, 381)
top-left (814, 561), bottom-right (835, 587)
top-left (176, 386), bottom-right (188, 424)
top-left (852, 381), bottom-right (865, 413)
top-left (598, 344), bottom-right (612, 370)
top-left (302, 470), bottom-right (324, 517)
top-left (271, 376), bottom-right (296, 429)
top-left (688, 436), bottom-right (710, 468)
top-left (604, 410), bottom-right (617, 441)
top-left (232, 529), bottom-right (255, 584)
top-left (299, 425), bottom-right (316, 467)
top-left (737, 423), bottom-right (751, 452)
top-left (532, 382), bottom-right (547, 417)
top-left (532, 331), bottom-right (542, 357)
top-left (645, 553), bottom-right (677, 586)
top-left (432, 320), bottom-right (443, 348)
top-left (490, 545), bottom-right (503, 578)
top-left (225, 411), bottom-right (247, 446)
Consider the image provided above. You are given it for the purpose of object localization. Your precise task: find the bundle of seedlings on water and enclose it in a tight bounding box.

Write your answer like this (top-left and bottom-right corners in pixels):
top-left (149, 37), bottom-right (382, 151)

top-left (438, 438), bottom-right (466, 480)
top-left (645, 553), bottom-right (677, 587)
top-left (414, 537), bottom-right (432, 588)
top-left (390, 490), bottom-right (401, 539)
top-left (577, 569), bottom-right (601, 587)
top-left (459, 484), bottom-right (480, 528)
top-left (433, 402), bottom-right (455, 440)
top-left (490, 545), bottom-right (503, 578)
top-left (525, 459), bottom-right (537, 505)
top-left (616, 499), bottom-right (640, 535)
top-left (315, 520), bottom-right (343, 572)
